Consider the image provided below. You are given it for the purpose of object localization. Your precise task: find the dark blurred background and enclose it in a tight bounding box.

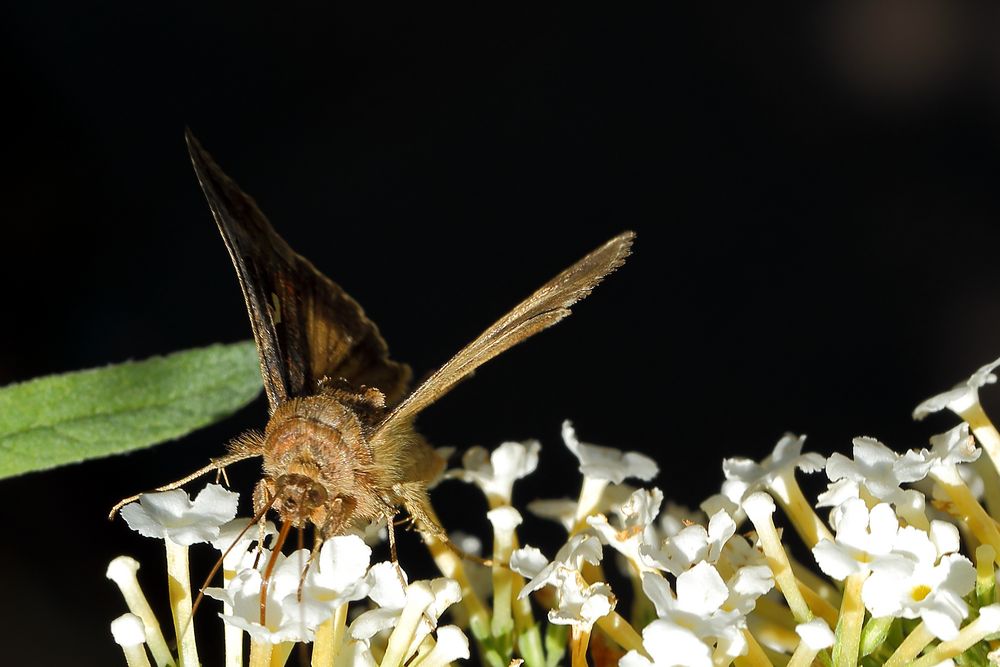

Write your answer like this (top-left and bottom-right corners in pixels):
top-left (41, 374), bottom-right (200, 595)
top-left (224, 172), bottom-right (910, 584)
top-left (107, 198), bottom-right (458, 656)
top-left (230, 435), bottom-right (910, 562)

top-left (5, 2), bottom-right (1000, 664)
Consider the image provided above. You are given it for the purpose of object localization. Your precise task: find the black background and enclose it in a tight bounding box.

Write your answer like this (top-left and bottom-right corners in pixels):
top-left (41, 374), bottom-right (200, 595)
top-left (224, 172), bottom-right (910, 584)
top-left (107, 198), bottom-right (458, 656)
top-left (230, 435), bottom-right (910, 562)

top-left (5, 3), bottom-right (1000, 664)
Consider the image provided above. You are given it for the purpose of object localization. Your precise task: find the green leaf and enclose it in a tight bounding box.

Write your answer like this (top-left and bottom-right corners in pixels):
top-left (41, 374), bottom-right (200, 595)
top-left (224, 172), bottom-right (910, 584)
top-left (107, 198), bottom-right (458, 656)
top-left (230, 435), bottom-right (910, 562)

top-left (0, 341), bottom-right (262, 478)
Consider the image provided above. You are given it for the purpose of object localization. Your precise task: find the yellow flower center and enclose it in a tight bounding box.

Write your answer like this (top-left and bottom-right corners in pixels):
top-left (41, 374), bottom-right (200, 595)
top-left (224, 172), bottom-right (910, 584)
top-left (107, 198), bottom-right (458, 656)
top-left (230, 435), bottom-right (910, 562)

top-left (910, 584), bottom-right (932, 602)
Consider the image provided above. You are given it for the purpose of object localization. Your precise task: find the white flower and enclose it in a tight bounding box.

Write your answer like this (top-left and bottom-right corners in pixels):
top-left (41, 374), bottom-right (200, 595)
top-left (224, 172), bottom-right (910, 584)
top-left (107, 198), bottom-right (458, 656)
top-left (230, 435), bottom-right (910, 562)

top-left (796, 618), bottom-right (835, 650)
top-left (824, 437), bottom-right (930, 525)
top-left (619, 619), bottom-right (712, 667)
top-left (509, 546), bottom-right (549, 579)
top-left (110, 613), bottom-right (146, 648)
top-left (658, 501), bottom-right (706, 538)
top-left (448, 440), bottom-right (540, 504)
top-left (640, 509), bottom-right (736, 577)
top-left (862, 522), bottom-right (975, 640)
top-left (513, 534), bottom-right (614, 629)
top-left (924, 423), bottom-right (981, 470)
top-left (350, 564), bottom-right (461, 645)
top-left (211, 517), bottom-right (277, 570)
top-left (913, 356), bottom-right (1000, 420)
top-left (721, 433), bottom-right (824, 504)
top-left (547, 575), bottom-right (615, 629)
top-left (334, 639), bottom-right (377, 667)
top-left (121, 484), bottom-right (239, 546)
top-left (562, 420), bottom-right (657, 484)
top-left (725, 563), bottom-right (774, 615)
top-left (812, 499), bottom-right (900, 580)
top-left (206, 536), bottom-right (372, 644)
top-left (638, 566), bottom-right (747, 660)
top-left (204, 552), bottom-right (311, 643)
top-left (417, 625), bottom-right (471, 667)
top-left (528, 483), bottom-right (636, 532)
top-left (515, 534), bottom-right (603, 595)
top-left (351, 562), bottom-right (409, 640)
top-left (296, 535), bottom-right (372, 617)
top-left (587, 487), bottom-right (663, 572)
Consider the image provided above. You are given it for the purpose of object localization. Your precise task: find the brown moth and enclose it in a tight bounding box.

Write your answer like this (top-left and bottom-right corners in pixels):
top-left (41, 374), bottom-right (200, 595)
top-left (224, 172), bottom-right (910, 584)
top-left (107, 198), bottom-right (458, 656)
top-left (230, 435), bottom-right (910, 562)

top-left (113, 131), bottom-right (634, 551)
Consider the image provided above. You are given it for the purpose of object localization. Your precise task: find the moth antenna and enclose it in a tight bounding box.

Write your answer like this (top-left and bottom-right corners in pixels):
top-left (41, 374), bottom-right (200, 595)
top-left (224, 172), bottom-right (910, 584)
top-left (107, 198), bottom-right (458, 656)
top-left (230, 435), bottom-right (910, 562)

top-left (440, 534), bottom-right (496, 568)
top-left (261, 519), bottom-right (293, 625)
top-left (183, 494), bottom-right (277, 643)
top-left (107, 448), bottom-right (262, 519)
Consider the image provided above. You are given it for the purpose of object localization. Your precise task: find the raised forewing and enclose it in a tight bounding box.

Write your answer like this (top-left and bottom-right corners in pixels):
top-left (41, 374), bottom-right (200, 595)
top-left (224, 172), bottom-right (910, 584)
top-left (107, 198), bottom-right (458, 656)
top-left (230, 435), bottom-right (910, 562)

top-left (372, 231), bottom-right (634, 440)
top-left (185, 131), bottom-right (412, 412)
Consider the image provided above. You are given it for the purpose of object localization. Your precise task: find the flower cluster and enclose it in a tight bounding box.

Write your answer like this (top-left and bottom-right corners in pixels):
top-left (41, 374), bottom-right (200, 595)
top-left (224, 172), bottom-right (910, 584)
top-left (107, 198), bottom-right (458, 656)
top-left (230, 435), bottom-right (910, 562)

top-left (109, 357), bottom-right (1000, 666)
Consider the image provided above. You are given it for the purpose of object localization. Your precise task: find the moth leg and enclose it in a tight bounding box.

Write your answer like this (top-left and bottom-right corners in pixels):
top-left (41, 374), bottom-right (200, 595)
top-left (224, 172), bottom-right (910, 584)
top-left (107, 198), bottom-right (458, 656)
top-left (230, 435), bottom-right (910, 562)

top-left (252, 479), bottom-right (276, 550)
top-left (318, 496), bottom-right (357, 540)
top-left (382, 511), bottom-right (409, 587)
top-left (108, 448), bottom-right (262, 519)
top-left (386, 512), bottom-right (399, 563)
top-left (392, 482), bottom-right (494, 567)
top-left (296, 531), bottom-right (325, 602)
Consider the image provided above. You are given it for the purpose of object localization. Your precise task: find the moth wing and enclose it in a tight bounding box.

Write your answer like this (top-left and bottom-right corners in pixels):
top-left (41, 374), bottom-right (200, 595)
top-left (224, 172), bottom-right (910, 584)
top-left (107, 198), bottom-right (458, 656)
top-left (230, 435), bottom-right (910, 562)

top-left (185, 131), bottom-right (412, 412)
top-left (372, 231), bottom-right (634, 441)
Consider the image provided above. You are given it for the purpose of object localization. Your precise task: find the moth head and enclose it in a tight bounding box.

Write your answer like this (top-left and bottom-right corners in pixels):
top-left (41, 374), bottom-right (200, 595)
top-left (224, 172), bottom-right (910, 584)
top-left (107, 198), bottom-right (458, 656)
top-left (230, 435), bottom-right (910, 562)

top-left (273, 473), bottom-right (329, 525)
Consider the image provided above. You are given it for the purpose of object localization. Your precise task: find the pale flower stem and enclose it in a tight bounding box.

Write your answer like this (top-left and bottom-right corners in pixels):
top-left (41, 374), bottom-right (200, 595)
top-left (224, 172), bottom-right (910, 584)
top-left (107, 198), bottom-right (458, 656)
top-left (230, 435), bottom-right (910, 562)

top-left (732, 630), bottom-right (774, 667)
top-left (490, 512), bottom-right (517, 637)
top-left (831, 572), bottom-right (866, 667)
top-left (594, 610), bottom-right (644, 655)
top-left (383, 582), bottom-right (434, 667)
top-left (406, 627), bottom-right (439, 665)
top-left (748, 620), bottom-right (798, 654)
top-left (785, 642), bottom-right (819, 667)
top-left (935, 474), bottom-right (1000, 566)
top-left (972, 455), bottom-right (1000, 517)
top-left (164, 539), bottom-right (199, 667)
top-left (312, 619), bottom-right (335, 667)
top-left (223, 614), bottom-right (242, 667)
top-left (908, 611), bottom-right (1000, 667)
top-left (312, 603), bottom-right (347, 667)
top-left (745, 506), bottom-right (813, 623)
top-left (788, 556), bottom-right (841, 609)
top-left (509, 570), bottom-right (546, 667)
top-left (249, 640), bottom-right (273, 667)
top-left (106, 557), bottom-right (175, 667)
top-left (571, 477), bottom-right (609, 534)
top-left (751, 594), bottom-right (796, 630)
top-left (269, 642), bottom-right (293, 667)
top-left (569, 626), bottom-right (591, 667)
top-left (882, 622), bottom-right (933, 667)
top-left (770, 474), bottom-right (833, 547)
top-left (977, 544), bottom-right (997, 604)
top-left (795, 578), bottom-right (840, 628)
top-left (222, 567), bottom-right (243, 667)
top-left (120, 644), bottom-right (154, 667)
top-left (627, 568), bottom-right (653, 625)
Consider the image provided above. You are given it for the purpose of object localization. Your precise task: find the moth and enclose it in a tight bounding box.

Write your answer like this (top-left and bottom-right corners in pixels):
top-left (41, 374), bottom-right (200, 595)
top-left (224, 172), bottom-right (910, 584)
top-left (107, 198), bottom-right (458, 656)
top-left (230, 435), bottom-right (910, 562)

top-left (113, 131), bottom-right (634, 556)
